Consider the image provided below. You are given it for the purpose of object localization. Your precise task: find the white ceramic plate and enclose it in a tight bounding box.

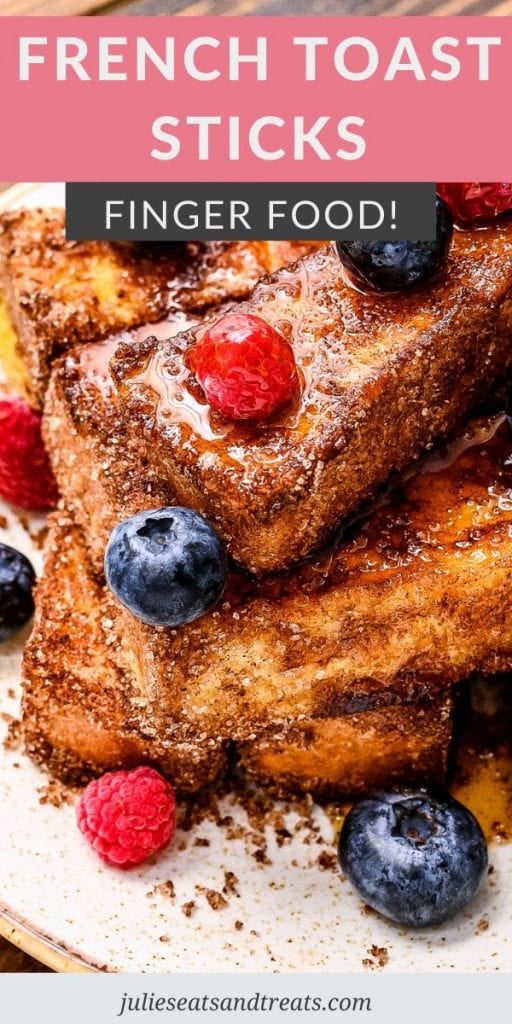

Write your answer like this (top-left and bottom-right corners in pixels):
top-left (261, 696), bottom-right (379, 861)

top-left (0, 185), bottom-right (511, 973)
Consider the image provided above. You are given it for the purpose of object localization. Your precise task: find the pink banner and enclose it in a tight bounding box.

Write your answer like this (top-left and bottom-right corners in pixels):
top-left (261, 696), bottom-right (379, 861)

top-left (0, 16), bottom-right (509, 181)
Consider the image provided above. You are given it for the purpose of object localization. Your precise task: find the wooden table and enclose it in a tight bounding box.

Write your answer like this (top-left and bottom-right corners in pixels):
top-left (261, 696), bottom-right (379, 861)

top-left (1, 0), bottom-right (512, 16)
top-left (0, 936), bottom-right (49, 973)
top-left (1, 0), bottom-right (510, 973)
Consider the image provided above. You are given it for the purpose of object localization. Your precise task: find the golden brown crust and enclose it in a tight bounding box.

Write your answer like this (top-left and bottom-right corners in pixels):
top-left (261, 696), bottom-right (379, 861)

top-left (240, 700), bottom-right (453, 801)
top-left (113, 224), bottom-right (512, 572)
top-left (22, 510), bottom-right (451, 796)
top-left (0, 207), bottom-right (317, 406)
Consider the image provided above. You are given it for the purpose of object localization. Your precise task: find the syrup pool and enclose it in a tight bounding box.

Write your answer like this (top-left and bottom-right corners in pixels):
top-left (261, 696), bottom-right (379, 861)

top-left (452, 676), bottom-right (512, 845)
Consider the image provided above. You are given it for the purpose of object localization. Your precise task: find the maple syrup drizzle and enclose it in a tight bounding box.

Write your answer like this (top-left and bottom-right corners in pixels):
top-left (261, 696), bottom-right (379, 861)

top-left (77, 313), bottom-right (200, 400)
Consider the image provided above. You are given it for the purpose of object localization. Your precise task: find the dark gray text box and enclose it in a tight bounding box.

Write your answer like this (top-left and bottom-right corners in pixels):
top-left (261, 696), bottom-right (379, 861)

top-left (66, 182), bottom-right (436, 242)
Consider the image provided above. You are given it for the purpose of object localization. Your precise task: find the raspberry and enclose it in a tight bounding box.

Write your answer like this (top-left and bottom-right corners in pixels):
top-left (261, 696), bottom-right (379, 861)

top-left (189, 312), bottom-right (300, 422)
top-left (76, 766), bottom-right (176, 869)
top-left (0, 399), bottom-right (58, 510)
top-left (437, 183), bottom-right (512, 226)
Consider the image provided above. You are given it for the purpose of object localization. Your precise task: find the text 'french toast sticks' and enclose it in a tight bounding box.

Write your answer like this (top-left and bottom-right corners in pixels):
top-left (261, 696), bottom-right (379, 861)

top-left (0, 207), bottom-right (318, 406)
top-left (112, 224), bottom-right (512, 573)
top-left (22, 510), bottom-right (452, 798)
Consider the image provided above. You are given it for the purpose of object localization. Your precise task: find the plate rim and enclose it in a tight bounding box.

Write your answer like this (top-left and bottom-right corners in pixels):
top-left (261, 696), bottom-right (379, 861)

top-left (0, 183), bottom-right (37, 211)
top-left (0, 907), bottom-right (99, 973)
top-left (0, 182), bottom-right (64, 214)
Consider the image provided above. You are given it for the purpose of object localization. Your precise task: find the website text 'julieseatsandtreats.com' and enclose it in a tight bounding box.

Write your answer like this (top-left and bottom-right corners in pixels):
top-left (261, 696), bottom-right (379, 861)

top-left (116, 991), bottom-right (372, 1016)
top-left (0, 1), bottom-right (512, 1018)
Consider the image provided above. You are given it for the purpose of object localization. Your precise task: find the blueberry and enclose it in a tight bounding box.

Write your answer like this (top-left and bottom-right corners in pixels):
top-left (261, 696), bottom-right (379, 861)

top-left (0, 542), bottom-right (36, 642)
top-left (335, 195), bottom-right (453, 292)
top-left (105, 507), bottom-right (227, 628)
top-left (338, 788), bottom-right (488, 928)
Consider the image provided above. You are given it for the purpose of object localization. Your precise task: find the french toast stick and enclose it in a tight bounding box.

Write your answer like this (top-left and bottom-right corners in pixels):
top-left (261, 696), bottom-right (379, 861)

top-left (110, 412), bottom-right (512, 740)
top-left (112, 223), bottom-right (512, 572)
top-left (240, 706), bottom-right (452, 801)
top-left (22, 510), bottom-right (452, 797)
top-left (21, 510), bottom-right (226, 792)
top-left (0, 207), bottom-right (317, 405)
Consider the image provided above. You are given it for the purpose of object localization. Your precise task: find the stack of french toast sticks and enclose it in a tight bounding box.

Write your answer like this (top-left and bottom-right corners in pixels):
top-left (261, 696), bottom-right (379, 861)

top-left (2, 206), bottom-right (512, 800)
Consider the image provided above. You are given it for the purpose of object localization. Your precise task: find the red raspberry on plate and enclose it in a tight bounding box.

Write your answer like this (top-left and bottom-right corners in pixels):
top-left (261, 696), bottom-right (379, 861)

top-left (189, 312), bottom-right (300, 423)
top-left (437, 183), bottom-right (512, 226)
top-left (0, 398), bottom-right (58, 510)
top-left (76, 766), bottom-right (176, 869)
